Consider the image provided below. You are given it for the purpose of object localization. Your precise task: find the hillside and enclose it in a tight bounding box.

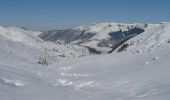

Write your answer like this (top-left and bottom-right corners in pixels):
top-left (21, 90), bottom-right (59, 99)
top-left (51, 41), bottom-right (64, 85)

top-left (0, 22), bottom-right (170, 100)
top-left (1, 40), bottom-right (170, 100)
top-left (0, 26), bottom-right (90, 64)
top-left (115, 22), bottom-right (170, 53)
top-left (39, 22), bottom-right (160, 53)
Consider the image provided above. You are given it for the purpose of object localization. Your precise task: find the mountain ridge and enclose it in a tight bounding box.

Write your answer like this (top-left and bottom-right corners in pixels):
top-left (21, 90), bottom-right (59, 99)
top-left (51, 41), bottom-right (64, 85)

top-left (39, 22), bottom-right (161, 53)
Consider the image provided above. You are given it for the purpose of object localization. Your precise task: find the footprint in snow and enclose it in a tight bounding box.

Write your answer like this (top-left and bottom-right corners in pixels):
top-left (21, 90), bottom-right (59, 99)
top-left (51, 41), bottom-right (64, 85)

top-left (55, 79), bottom-right (74, 86)
top-left (143, 57), bottom-right (159, 65)
top-left (152, 57), bottom-right (159, 61)
top-left (0, 78), bottom-right (25, 87)
top-left (59, 67), bottom-right (72, 71)
top-left (143, 61), bottom-right (149, 65)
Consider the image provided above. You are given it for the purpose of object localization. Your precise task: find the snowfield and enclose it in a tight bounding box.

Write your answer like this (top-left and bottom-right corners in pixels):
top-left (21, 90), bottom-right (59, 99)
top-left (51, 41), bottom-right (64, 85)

top-left (0, 22), bottom-right (170, 100)
top-left (1, 46), bottom-right (170, 100)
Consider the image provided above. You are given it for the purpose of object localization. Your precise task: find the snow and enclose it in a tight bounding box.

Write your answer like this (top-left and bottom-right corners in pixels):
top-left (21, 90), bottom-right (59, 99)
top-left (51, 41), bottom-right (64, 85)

top-left (0, 23), bottom-right (170, 100)
top-left (73, 22), bottom-right (158, 40)
top-left (117, 23), bottom-right (170, 52)
top-left (40, 22), bottom-right (160, 53)
top-left (1, 44), bottom-right (170, 100)
top-left (74, 22), bottom-right (160, 50)
top-left (0, 26), bottom-right (91, 64)
top-left (0, 26), bottom-right (41, 42)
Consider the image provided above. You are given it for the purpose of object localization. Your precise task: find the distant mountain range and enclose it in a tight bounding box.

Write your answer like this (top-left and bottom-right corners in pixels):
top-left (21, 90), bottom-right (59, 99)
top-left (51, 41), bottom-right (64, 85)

top-left (39, 22), bottom-right (160, 53)
top-left (0, 22), bottom-right (169, 65)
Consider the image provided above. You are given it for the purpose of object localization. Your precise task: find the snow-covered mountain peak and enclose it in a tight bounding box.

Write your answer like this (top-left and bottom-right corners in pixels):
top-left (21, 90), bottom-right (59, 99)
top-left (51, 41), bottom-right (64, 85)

top-left (0, 26), bottom-right (41, 42)
top-left (74, 22), bottom-right (160, 41)
top-left (115, 22), bottom-right (170, 52)
top-left (39, 22), bottom-right (161, 53)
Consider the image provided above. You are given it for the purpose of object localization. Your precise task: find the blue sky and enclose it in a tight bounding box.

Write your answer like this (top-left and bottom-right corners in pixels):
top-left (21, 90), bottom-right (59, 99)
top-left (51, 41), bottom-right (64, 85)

top-left (0, 0), bottom-right (170, 31)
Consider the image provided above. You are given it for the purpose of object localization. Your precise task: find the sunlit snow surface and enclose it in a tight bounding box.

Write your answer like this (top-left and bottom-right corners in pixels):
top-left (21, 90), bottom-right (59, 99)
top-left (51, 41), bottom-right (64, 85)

top-left (0, 23), bottom-right (170, 100)
top-left (117, 23), bottom-right (170, 52)
top-left (1, 47), bottom-right (170, 100)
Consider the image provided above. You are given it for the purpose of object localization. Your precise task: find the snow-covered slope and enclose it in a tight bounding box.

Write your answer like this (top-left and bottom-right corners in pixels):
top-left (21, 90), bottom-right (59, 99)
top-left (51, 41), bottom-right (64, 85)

top-left (1, 23), bottom-right (170, 100)
top-left (39, 22), bottom-right (159, 53)
top-left (115, 22), bottom-right (170, 53)
top-left (0, 42), bottom-right (170, 100)
top-left (0, 26), bottom-right (90, 64)
top-left (0, 26), bottom-right (41, 41)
